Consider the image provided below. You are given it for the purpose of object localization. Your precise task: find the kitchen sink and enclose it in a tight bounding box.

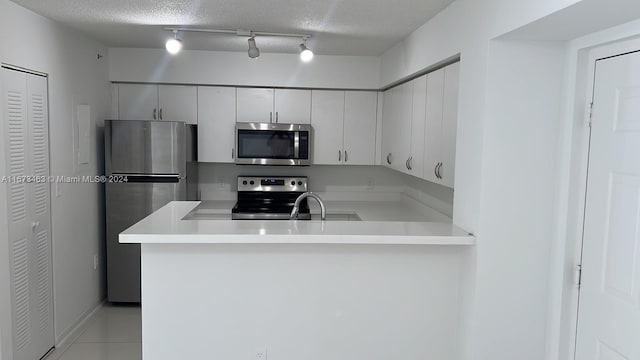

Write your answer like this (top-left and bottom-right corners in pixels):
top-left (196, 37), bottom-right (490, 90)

top-left (311, 212), bottom-right (362, 221)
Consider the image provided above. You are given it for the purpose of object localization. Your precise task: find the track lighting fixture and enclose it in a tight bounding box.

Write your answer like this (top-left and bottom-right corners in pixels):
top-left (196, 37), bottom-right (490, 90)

top-left (247, 37), bottom-right (260, 59)
top-left (163, 27), bottom-right (313, 61)
top-left (299, 40), bottom-right (314, 62)
top-left (165, 30), bottom-right (183, 55)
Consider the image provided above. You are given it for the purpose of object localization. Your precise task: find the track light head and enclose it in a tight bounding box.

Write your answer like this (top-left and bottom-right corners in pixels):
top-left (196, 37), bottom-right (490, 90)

top-left (299, 42), bottom-right (313, 62)
top-left (248, 37), bottom-right (260, 59)
top-left (166, 30), bottom-right (182, 55)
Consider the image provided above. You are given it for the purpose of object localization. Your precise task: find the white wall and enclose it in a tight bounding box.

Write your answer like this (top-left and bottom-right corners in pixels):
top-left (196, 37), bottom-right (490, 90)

top-left (0, 1), bottom-right (110, 358)
top-left (109, 48), bottom-right (381, 89)
top-left (379, 1), bottom-right (640, 360)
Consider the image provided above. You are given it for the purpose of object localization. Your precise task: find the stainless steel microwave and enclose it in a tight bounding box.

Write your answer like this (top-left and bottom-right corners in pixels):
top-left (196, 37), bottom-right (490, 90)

top-left (235, 123), bottom-right (312, 166)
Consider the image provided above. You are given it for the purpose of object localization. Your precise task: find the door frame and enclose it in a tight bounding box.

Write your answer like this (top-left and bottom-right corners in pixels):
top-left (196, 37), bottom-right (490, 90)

top-left (563, 37), bottom-right (640, 360)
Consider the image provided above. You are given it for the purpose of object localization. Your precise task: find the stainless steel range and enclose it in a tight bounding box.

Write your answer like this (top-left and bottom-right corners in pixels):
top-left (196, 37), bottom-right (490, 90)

top-left (232, 176), bottom-right (311, 220)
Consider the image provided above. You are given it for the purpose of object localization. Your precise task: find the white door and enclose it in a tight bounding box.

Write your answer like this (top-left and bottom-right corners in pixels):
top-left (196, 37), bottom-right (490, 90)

top-left (2, 67), bottom-right (54, 360)
top-left (575, 50), bottom-right (640, 359)
top-left (158, 85), bottom-right (197, 124)
top-left (118, 84), bottom-right (158, 120)
top-left (343, 91), bottom-right (377, 165)
top-left (274, 89), bottom-right (311, 124)
top-left (236, 88), bottom-right (274, 123)
top-left (311, 90), bottom-right (344, 165)
top-left (197, 87), bottom-right (236, 163)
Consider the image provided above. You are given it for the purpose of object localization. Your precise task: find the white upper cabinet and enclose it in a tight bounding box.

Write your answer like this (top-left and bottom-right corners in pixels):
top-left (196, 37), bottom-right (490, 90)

top-left (274, 89), bottom-right (311, 124)
top-left (422, 62), bottom-right (459, 188)
top-left (382, 81), bottom-right (413, 173)
top-left (158, 85), bottom-right (198, 124)
top-left (118, 84), bottom-right (158, 121)
top-left (343, 91), bottom-right (377, 165)
top-left (236, 88), bottom-right (274, 123)
top-left (311, 90), bottom-right (345, 165)
top-left (197, 87), bottom-right (236, 163)
top-left (440, 62), bottom-right (460, 188)
top-left (381, 61), bottom-right (459, 187)
top-left (237, 88), bottom-right (311, 124)
top-left (312, 90), bottom-right (378, 166)
top-left (116, 83), bottom-right (198, 124)
top-left (409, 76), bottom-right (427, 177)
top-left (423, 69), bottom-right (445, 184)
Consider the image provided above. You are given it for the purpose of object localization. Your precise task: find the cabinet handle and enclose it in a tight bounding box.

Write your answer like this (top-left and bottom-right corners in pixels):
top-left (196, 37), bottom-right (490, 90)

top-left (232, 148), bottom-right (235, 159)
top-left (31, 221), bottom-right (39, 231)
top-left (344, 150), bottom-right (348, 163)
top-left (434, 163), bottom-right (439, 179)
top-left (159, 108), bottom-right (163, 120)
top-left (338, 150), bottom-right (342, 162)
top-left (270, 112), bottom-right (273, 123)
top-left (153, 108), bottom-right (157, 120)
top-left (408, 156), bottom-right (413, 170)
top-left (276, 111), bottom-right (279, 123)
top-left (386, 153), bottom-right (392, 165)
top-left (438, 162), bottom-right (443, 179)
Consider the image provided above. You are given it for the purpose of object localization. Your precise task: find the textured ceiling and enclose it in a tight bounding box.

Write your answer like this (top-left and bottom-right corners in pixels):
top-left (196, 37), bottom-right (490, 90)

top-left (11, 0), bottom-right (455, 56)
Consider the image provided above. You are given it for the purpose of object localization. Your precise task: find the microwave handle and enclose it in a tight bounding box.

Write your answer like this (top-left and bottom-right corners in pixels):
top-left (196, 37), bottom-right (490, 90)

top-left (294, 131), bottom-right (300, 158)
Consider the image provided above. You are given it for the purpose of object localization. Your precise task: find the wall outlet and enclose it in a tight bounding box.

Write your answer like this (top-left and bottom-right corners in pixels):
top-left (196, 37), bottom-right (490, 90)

top-left (93, 254), bottom-right (98, 270)
top-left (216, 176), bottom-right (227, 189)
top-left (254, 347), bottom-right (267, 360)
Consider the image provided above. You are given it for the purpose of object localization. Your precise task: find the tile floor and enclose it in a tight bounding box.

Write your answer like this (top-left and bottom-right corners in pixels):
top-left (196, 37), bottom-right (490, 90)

top-left (47, 304), bottom-right (142, 360)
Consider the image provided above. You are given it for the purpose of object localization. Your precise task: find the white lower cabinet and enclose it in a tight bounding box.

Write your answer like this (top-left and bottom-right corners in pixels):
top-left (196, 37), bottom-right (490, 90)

top-left (197, 86), bottom-right (237, 163)
top-left (1, 67), bottom-right (54, 360)
top-left (312, 90), bottom-right (377, 165)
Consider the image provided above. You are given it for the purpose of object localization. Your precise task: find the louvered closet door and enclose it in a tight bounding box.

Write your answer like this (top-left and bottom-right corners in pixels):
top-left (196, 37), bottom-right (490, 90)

top-left (26, 74), bottom-right (54, 359)
top-left (2, 68), bottom-right (54, 360)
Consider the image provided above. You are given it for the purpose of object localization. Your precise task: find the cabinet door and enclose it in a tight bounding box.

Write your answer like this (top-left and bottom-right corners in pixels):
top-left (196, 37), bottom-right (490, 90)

top-left (274, 89), bottom-right (311, 124)
top-left (382, 82), bottom-right (412, 173)
top-left (158, 85), bottom-right (197, 124)
top-left (343, 91), bottom-right (377, 165)
top-left (118, 84), bottom-right (158, 120)
top-left (197, 87), bottom-right (237, 163)
top-left (311, 90), bottom-right (344, 165)
top-left (423, 69), bottom-right (444, 184)
top-left (409, 76), bottom-right (427, 177)
top-left (440, 62), bottom-right (460, 188)
top-left (236, 88), bottom-right (274, 123)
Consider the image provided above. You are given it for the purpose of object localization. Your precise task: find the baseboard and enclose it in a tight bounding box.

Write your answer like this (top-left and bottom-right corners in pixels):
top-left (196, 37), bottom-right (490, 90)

top-left (54, 298), bottom-right (105, 348)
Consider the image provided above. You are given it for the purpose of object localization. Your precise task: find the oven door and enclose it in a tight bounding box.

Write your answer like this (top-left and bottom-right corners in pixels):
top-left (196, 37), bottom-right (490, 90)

top-left (235, 123), bottom-right (311, 165)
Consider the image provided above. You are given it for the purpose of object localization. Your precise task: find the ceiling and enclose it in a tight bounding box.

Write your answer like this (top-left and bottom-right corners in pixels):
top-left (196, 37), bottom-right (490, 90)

top-left (11, 0), bottom-right (455, 56)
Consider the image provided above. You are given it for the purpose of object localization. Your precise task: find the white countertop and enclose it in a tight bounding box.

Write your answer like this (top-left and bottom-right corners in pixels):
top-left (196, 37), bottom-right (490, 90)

top-left (119, 201), bottom-right (475, 245)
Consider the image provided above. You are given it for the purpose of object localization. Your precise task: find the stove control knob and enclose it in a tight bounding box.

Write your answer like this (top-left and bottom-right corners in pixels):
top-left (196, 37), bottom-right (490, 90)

top-left (298, 181), bottom-right (303, 186)
top-left (249, 180), bottom-right (255, 185)
top-left (291, 181), bottom-right (296, 186)
top-left (242, 181), bottom-right (248, 185)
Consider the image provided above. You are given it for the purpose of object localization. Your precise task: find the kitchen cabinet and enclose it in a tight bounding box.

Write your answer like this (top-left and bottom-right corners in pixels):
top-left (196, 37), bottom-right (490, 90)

top-left (311, 91), bottom-right (377, 165)
top-left (382, 81), bottom-right (412, 173)
top-left (237, 87), bottom-right (311, 124)
top-left (423, 63), bottom-right (459, 188)
top-left (116, 84), bottom-right (197, 124)
top-left (197, 86), bottom-right (236, 163)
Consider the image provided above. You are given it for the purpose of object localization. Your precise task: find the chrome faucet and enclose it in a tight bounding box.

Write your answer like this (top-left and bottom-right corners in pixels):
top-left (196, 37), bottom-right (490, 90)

top-left (290, 192), bottom-right (326, 220)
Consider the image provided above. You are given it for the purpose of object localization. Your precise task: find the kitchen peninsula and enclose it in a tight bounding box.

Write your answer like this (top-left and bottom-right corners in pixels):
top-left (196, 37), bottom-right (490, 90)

top-left (121, 201), bottom-right (475, 360)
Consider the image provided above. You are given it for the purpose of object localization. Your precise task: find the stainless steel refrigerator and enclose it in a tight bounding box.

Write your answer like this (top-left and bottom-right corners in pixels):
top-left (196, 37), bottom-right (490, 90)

top-left (105, 120), bottom-right (197, 302)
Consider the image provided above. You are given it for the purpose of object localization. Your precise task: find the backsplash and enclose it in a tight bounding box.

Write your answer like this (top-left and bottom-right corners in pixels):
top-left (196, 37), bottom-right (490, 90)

top-left (197, 163), bottom-right (454, 217)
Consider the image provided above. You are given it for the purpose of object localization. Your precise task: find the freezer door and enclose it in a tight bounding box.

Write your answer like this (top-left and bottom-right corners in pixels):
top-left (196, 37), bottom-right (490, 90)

top-left (105, 120), bottom-right (186, 175)
top-left (105, 177), bottom-right (185, 302)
